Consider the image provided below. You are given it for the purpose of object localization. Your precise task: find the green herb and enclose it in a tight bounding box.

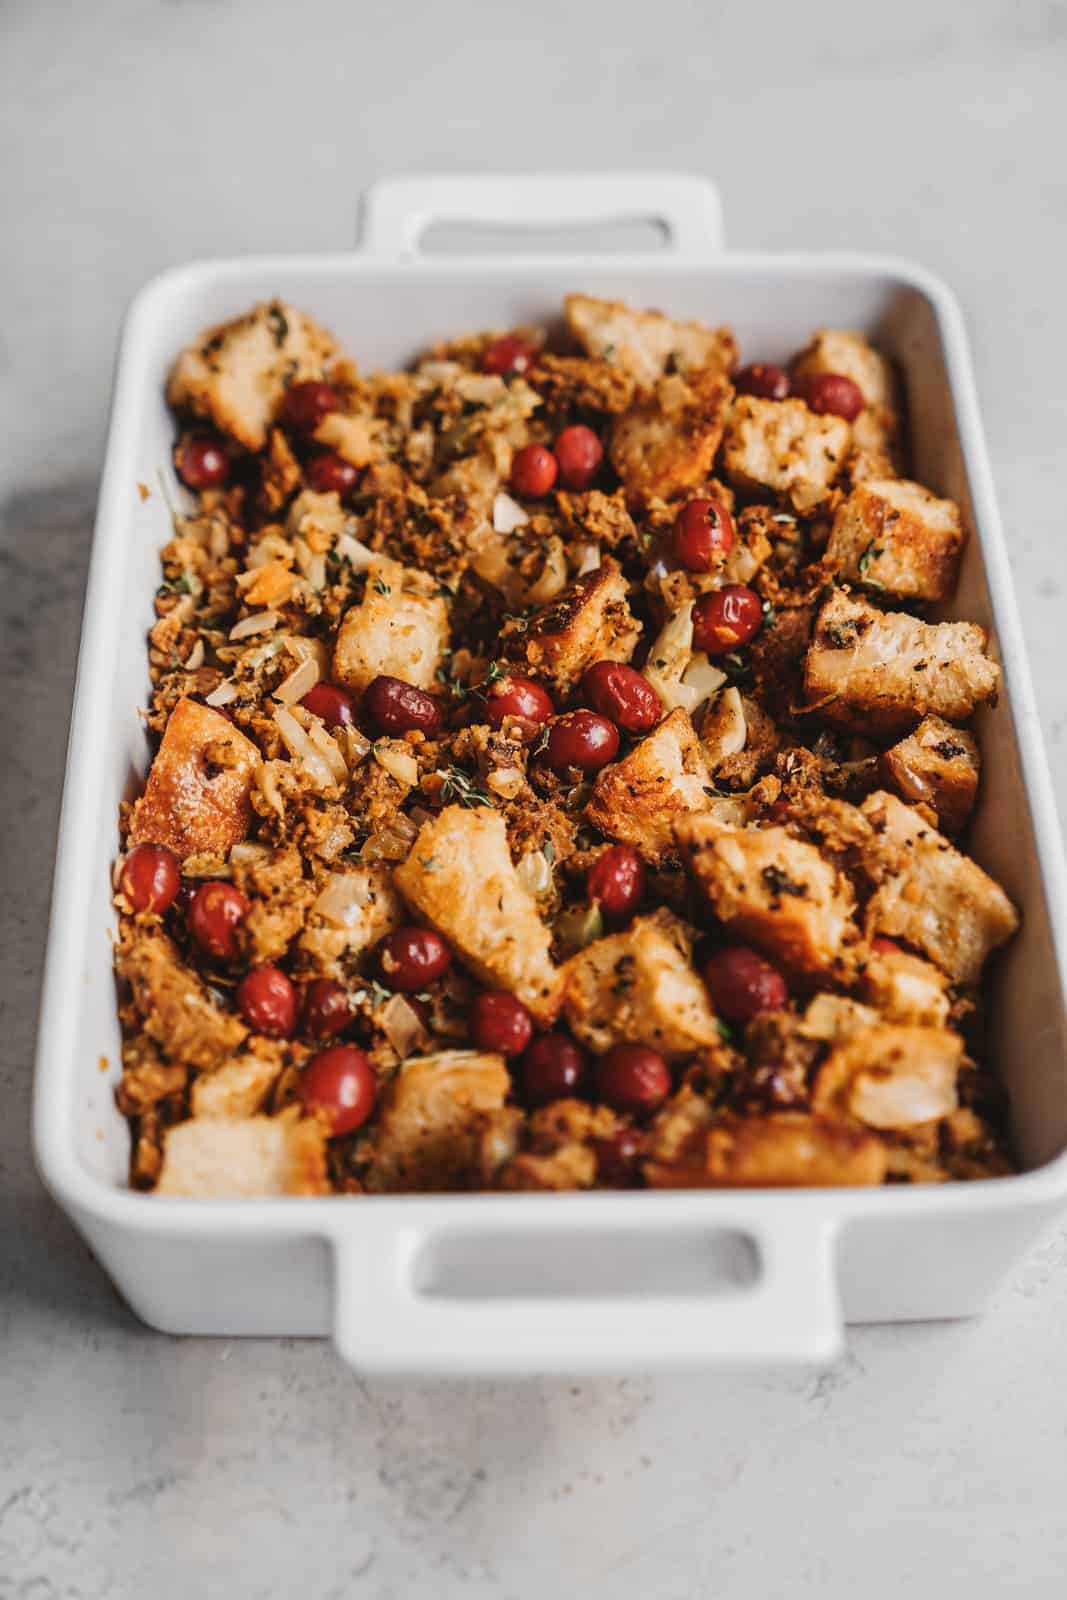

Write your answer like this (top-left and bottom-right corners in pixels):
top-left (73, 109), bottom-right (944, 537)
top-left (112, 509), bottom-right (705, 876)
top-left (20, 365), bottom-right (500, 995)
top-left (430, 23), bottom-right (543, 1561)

top-left (761, 599), bottom-right (778, 630)
top-left (351, 978), bottom-right (394, 1009)
top-left (372, 576), bottom-right (393, 597)
top-left (267, 304), bottom-right (289, 347)
top-left (541, 838), bottom-right (555, 864)
top-left (417, 854), bottom-right (441, 873)
top-left (857, 542), bottom-right (885, 587)
top-left (437, 765), bottom-right (495, 809)
top-left (716, 1017), bottom-right (737, 1046)
top-left (156, 572), bottom-right (194, 598)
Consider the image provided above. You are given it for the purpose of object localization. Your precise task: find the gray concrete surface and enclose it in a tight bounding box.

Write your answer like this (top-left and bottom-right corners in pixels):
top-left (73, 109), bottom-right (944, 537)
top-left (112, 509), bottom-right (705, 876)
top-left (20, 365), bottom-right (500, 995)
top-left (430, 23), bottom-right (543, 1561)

top-left (3, 1), bottom-right (1067, 1594)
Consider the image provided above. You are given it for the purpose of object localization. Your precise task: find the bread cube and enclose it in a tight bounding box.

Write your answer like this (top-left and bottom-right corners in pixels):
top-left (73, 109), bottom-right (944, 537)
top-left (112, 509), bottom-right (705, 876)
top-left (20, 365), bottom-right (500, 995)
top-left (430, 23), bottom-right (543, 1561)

top-left (859, 943), bottom-right (951, 1027)
top-left (394, 806), bottom-right (564, 1023)
top-left (509, 558), bottom-right (639, 695)
top-left (128, 697), bottom-right (261, 861)
top-left (791, 328), bottom-right (896, 411)
top-left (190, 1050), bottom-right (281, 1119)
top-left (677, 815), bottom-right (855, 975)
top-left (563, 908), bottom-right (719, 1058)
top-left (167, 300), bottom-right (336, 453)
top-left (645, 1112), bottom-right (888, 1188)
top-left (803, 591), bottom-right (999, 733)
top-left (333, 557), bottom-right (448, 693)
top-left (610, 368), bottom-right (734, 500)
top-left (156, 1112), bottom-right (329, 1196)
top-left (296, 862), bottom-right (403, 979)
top-left (721, 396), bottom-right (850, 513)
top-left (879, 714), bottom-right (979, 834)
top-left (825, 479), bottom-right (965, 602)
top-left (363, 1050), bottom-right (510, 1192)
top-left (565, 293), bottom-right (737, 389)
top-left (585, 708), bottom-right (713, 866)
top-left (861, 790), bottom-right (1019, 982)
top-left (813, 1023), bottom-right (962, 1130)
top-left (116, 925), bottom-right (248, 1070)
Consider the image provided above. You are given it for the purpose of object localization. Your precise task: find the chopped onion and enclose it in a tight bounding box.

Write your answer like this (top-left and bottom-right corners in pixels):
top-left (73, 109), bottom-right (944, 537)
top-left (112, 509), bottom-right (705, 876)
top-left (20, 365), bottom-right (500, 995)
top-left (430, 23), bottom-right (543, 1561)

top-left (576, 542), bottom-right (601, 575)
top-left (205, 679), bottom-right (238, 708)
top-left (374, 742), bottom-right (418, 788)
top-left (643, 603), bottom-right (726, 717)
top-left (516, 849), bottom-right (552, 897)
top-left (492, 491), bottom-right (529, 534)
top-left (274, 704), bottom-right (340, 790)
top-left (334, 531), bottom-right (375, 572)
top-left (273, 656), bottom-right (320, 706)
top-left (229, 610), bottom-right (280, 641)
top-left (524, 536), bottom-right (567, 604)
top-left (380, 994), bottom-right (430, 1057)
top-left (314, 870), bottom-right (375, 928)
top-left (184, 638), bottom-right (205, 670)
top-left (306, 717), bottom-right (349, 784)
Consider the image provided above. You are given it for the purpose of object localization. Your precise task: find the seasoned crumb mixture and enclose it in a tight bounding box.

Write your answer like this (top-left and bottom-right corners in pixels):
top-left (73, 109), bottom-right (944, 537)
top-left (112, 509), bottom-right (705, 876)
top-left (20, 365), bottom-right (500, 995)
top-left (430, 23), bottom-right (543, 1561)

top-left (112, 294), bottom-right (1019, 1197)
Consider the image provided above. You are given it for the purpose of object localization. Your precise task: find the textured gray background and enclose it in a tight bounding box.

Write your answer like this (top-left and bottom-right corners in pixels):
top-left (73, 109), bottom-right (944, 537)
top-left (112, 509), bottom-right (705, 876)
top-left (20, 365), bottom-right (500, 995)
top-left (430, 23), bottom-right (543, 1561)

top-left (3, 1), bottom-right (1067, 1595)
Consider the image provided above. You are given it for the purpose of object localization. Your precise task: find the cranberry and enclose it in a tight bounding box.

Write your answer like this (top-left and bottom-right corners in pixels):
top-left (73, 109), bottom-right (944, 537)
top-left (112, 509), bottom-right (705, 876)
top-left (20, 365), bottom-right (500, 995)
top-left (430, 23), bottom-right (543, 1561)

top-left (546, 711), bottom-right (619, 775)
top-left (735, 363), bottom-right (790, 401)
top-left (482, 335), bottom-right (536, 376)
top-left (279, 380), bottom-right (339, 433)
top-left (188, 881), bottom-right (249, 961)
top-left (703, 945), bottom-right (789, 1023)
top-left (484, 674), bottom-right (553, 729)
top-left (593, 1127), bottom-right (643, 1187)
top-left (871, 935), bottom-right (903, 956)
top-left (176, 435), bottom-right (230, 490)
top-left (511, 443), bottom-right (558, 498)
top-left (119, 843), bottom-right (181, 914)
top-left (582, 661), bottom-right (661, 735)
top-left (553, 425), bottom-right (603, 491)
top-left (302, 978), bottom-right (354, 1040)
top-left (519, 1033), bottom-right (589, 1107)
top-left (237, 965), bottom-right (298, 1038)
top-left (300, 681), bottom-right (356, 730)
top-left (596, 1044), bottom-right (671, 1116)
top-left (379, 927), bottom-right (452, 992)
top-left (692, 584), bottom-right (763, 656)
top-left (471, 990), bottom-right (534, 1057)
top-left (671, 498), bottom-right (735, 572)
top-left (362, 675), bottom-right (442, 737)
top-left (298, 1045), bottom-right (376, 1136)
top-left (305, 451), bottom-right (359, 497)
top-left (587, 844), bottom-right (646, 920)
top-left (794, 372), bottom-right (865, 422)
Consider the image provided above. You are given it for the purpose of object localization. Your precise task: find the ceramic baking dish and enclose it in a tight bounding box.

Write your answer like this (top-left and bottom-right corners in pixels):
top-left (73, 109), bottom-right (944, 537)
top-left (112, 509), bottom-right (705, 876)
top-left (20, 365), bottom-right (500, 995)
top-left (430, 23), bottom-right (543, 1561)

top-left (33, 174), bottom-right (1067, 1374)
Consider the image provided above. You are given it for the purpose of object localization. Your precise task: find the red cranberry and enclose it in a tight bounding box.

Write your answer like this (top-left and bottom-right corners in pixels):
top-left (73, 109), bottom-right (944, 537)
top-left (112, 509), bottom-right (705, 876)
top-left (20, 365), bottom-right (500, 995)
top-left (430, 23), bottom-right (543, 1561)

top-left (379, 927), bottom-right (452, 992)
top-left (582, 661), bottom-right (662, 735)
top-left (300, 681), bottom-right (356, 730)
top-left (298, 1045), bottom-right (376, 1136)
top-left (482, 335), bottom-right (536, 376)
top-left (302, 978), bottom-right (353, 1040)
top-left (511, 443), bottom-right (558, 498)
top-left (703, 945), bottom-right (789, 1023)
top-left (735, 363), bottom-right (790, 401)
top-left (596, 1044), bottom-right (671, 1116)
top-left (794, 372), bottom-right (865, 422)
top-left (119, 843), bottom-right (181, 914)
top-left (305, 451), bottom-right (359, 497)
top-left (671, 498), bottom-right (735, 572)
top-left (188, 881), bottom-right (249, 961)
top-left (519, 1033), bottom-right (589, 1107)
top-left (871, 935), bottom-right (903, 956)
top-left (484, 674), bottom-right (553, 729)
top-left (546, 711), bottom-right (619, 775)
top-left (592, 1127), bottom-right (643, 1187)
top-left (692, 584), bottom-right (763, 655)
top-left (279, 380), bottom-right (339, 433)
top-left (470, 991), bottom-right (534, 1057)
top-left (176, 435), bottom-right (230, 490)
top-left (237, 965), bottom-right (298, 1038)
top-left (587, 845), bottom-right (646, 920)
top-left (553, 425), bottom-right (603, 491)
top-left (362, 675), bottom-right (442, 737)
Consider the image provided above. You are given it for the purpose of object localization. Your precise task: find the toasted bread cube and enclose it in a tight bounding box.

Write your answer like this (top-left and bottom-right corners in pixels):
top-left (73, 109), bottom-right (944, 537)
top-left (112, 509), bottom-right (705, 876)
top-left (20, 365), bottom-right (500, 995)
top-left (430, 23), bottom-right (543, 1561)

top-left (363, 1050), bottom-right (510, 1192)
top-left (156, 1112), bottom-right (329, 1197)
top-left (645, 1112), bottom-right (888, 1188)
top-left (861, 791), bottom-right (1019, 982)
top-left (128, 697), bottom-right (261, 861)
top-left (803, 591), bottom-right (999, 733)
top-left (166, 301), bottom-right (336, 453)
top-left (190, 1051), bottom-right (281, 1119)
top-left (296, 862), bottom-right (403, 980)
top-left (333, 557), bottom-right (449, 693)
top-left (859, 944), bottom-right (951, 1027)
top-left (677, 815), bottom-right (855, 975)
top-left (879, 714), bottom-right (979, 834)
top-left (563, 908), bottom-right (719, 1059)
top-left (585, 708), bottom-right (713, 866)
top-left (116, 925), bottom-right (247, 1070)
top-left (721, 396), bottom-right (850, 513)
top-left (312, 408), bottom-right (387, 468)
top-left (791, 328), bottom-right (896, 411)
top-left (826, 479), bottom-right (965, 602)
top-left (610, 369), bottom-right (734, 500)
top-left (813, 1023), bottom-right (962, 1130)
top-left (564, 293), bottom-right (737, 389)
top-left (509, 558), bottom-right (639, 695)
top-left (394, 806), bottom-right (564, 1023)
top-left (498, 1145), bottom-right (597, 1191)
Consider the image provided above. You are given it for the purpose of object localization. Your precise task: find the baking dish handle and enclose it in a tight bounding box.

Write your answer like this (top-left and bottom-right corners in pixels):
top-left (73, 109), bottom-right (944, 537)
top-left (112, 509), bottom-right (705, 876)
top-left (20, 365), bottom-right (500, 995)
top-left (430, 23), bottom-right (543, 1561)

top-left (358, 173), bottom-right (724, 259)
top-left (331, 1208), bottom-right (841, 1375)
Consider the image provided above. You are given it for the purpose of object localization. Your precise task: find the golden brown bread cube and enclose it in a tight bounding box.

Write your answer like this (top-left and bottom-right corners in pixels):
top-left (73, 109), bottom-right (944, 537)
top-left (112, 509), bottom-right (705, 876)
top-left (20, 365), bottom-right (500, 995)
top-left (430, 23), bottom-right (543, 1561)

top-left (721, 396), bottom-right (851, 513)
top-left (825, 479), bottom-right (965, 602)
top-left (332, 557), bottom-right (449, 693)
top-left (562, 908), bottom-right (720, 1059)
top-left (585, 708), bottom-right (714, 866)
top-left (497, 1145), bottom-right (598, 1191)
top-left (189, 1050), bottom-right (281, 1119)
top-left (610, 369), bottom-right (734, 500)
top-left (879, 714), bottom-right (979, 834)
top-left (859, 943), bottom-right (951, 1027)
top-left (296, 862), bottom-right (403, 980)
top-left (791, 328), bottom-right (897, 411)
top-left (645, 1112), bottom-right (888, 1188)
top-left (676, 815), bottom-right (856, 976)
top-left (508, 558), bottom-right (639, 695)
top-left (564, 293), bottom-right (737, 388)
top-left (116, 925), bottom-right (247, 1071)
top-left (166, 300), bottom-right (336, 453)
top-left (127, 697), bottom-right (262, 862)
top-left (803, 590), bottom-right (999, 733)
top-left (813, 1024), bottom-right (963, 1130)
top-left (861, 790), bottom-right (1019, 983)
top-left (156, 1111), bottom-right (329, 1197)
top-left (363, 1050), bottom-right (510, 1192)
top-left (394, 806), bottom-right (564, 1024)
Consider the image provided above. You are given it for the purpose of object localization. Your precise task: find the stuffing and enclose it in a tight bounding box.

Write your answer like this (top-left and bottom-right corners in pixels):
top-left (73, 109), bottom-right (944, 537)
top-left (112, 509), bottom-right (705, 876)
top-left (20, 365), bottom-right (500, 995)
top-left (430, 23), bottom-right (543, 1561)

top-left (296, 861), bottom-right (403, 980)
top-left (332, 556), bottom-right (449, 692)
top-left (189, 1048), bottom-right (283, 1119)
top-left (362, 1050), bottom-right (510, 1192)
top-left (116, 925), bottom-right (248, 1071)
top-left (858, 943), bottom-right (952, 1027)
top-left (721, 396), bottom-right (851, 513)
top-left (879, 714), bottom-right (980, 834)
top-left (585, 708), bottom-right (714, 866)
top-left (813, 1024), bottom-right (963, 1130)
top-left (791, 328), bottom-right (897, 412)
top-left (156, 1111), bottom-right (329, 1197)
top-left (645, 1112), bottom-right (888, 1187)
top-left (529, 352), bottom-right (636, 415)
top-left (505, 558), bottom-right (640, 694)
top-left (498, 1145), bottom-right (597, 1191)
top-left (230, 843), bottom-right (314, 965)
top-left (127, 697), bottom-right (261, 861)
top-left (610, 368), bottom-right (734, 500)
top-left (565, 293), bottom-right (737, 388)
top-left (825, 479), bottom-right (965, 602)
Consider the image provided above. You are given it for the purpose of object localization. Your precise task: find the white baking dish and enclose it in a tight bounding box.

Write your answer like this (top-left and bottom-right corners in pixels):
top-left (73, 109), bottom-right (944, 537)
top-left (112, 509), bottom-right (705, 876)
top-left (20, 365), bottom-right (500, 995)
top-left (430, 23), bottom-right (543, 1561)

top-left (33, 174), bottom-right (1067, 1374)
